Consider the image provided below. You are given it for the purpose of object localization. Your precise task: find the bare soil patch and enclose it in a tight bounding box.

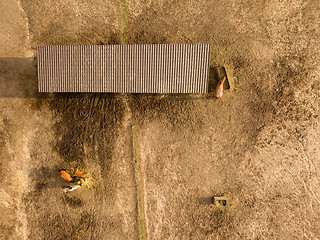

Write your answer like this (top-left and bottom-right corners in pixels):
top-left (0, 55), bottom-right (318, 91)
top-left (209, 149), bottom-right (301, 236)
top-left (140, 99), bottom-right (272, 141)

top-left (0, 0), bottom-right (319, 239)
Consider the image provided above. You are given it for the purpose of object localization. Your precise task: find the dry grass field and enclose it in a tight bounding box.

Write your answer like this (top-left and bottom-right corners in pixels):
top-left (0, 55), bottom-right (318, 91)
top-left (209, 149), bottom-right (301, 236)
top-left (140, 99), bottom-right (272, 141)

top-left (0, 0), bottom-right (319, 239)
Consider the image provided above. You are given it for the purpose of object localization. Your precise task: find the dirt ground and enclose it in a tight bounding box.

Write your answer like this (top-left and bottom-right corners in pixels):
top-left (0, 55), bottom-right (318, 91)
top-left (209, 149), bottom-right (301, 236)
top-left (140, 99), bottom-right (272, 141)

top-left (0, 0), bottom-right (319, 239)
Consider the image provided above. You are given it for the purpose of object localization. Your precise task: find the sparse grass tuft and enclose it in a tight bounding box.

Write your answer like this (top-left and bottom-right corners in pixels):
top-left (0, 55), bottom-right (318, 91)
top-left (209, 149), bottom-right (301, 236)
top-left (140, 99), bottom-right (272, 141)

top-left (118, 0), bottom-right (128, 44)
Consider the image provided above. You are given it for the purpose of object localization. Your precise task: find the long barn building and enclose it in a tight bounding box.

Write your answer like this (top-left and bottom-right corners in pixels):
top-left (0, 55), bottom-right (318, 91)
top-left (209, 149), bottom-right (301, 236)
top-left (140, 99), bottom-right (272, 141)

top-left (37, 44), bottom-right (210, 93)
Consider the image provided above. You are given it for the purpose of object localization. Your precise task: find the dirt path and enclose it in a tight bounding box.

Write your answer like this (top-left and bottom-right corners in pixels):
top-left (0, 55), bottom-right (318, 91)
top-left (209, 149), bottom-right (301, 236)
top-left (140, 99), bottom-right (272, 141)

top-left (0, 0), bottom-right (32, 57)
top-left (0, 96), bottom-right (56, 239)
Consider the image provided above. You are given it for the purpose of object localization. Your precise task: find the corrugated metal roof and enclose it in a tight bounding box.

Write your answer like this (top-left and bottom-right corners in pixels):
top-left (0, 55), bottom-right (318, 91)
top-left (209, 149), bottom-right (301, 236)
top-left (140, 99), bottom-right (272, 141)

top-left (37, 44), bottom-right (210, 93)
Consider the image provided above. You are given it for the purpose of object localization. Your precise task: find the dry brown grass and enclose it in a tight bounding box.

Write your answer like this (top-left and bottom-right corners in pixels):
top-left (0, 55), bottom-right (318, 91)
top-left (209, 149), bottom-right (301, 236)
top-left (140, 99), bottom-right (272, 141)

top-left (0, 0), bottom-right (319, 239)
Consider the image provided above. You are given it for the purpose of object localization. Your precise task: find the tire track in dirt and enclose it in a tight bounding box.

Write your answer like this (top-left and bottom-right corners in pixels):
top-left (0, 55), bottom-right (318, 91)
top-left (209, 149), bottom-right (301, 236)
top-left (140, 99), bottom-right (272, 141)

top-left (124, 95), bottom-right (148, 240)
top-left (12, 134), bottom-right (31, 240)
top-left (3, 121), bottom-right (31, 240)
top-left (16, 0), bottom-right (32, 56)
top-left (131, 120), bottom-right (147, 240)
top-left (111, 95), bottom-right (140, 239)
top-left (0, 98), bottom-right (55, 239)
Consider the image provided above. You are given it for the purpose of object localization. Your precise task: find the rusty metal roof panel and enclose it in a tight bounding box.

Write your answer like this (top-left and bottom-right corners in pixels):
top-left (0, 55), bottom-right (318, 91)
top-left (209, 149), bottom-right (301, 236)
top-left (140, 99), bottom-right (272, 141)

top-left (37, 44), bottom-right (210, 93)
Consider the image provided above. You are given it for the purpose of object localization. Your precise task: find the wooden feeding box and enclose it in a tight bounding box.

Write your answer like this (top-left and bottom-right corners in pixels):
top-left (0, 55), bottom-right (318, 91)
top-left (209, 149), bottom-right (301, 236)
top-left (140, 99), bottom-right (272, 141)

top-left (208, 66), bottom-right (230, 93)
top-left (212, 196), bottom-right (227, 206)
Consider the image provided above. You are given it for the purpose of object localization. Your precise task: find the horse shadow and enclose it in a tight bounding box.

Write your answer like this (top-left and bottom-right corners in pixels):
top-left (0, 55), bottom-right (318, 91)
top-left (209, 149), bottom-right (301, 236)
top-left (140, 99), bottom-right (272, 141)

top-left (28, 166), bottom-right (68, 191)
